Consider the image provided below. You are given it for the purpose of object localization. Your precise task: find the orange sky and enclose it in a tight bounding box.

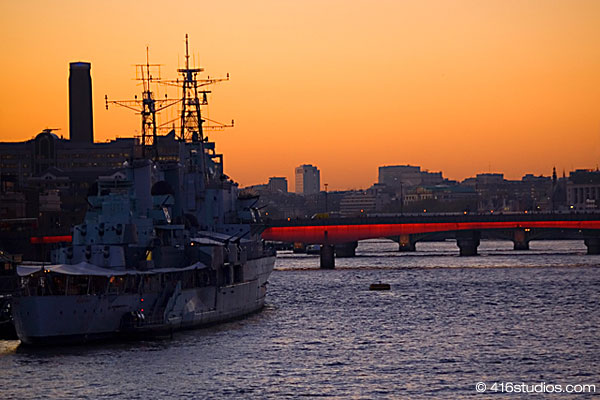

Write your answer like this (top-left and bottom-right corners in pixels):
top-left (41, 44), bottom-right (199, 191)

top-left (1, 0), bottom-right (599, 191)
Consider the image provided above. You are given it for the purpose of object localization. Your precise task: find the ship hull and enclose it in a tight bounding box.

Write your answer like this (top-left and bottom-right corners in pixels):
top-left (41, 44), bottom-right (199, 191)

top-left (12, 256), bottom-right (275, 345)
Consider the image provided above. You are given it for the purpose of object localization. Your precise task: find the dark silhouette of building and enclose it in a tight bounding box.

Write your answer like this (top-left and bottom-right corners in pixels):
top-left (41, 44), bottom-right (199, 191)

top-left (268, 177), bottom-right (288, 193)
top-left (567, 169), bottom-right (600, 210)
top-left (295, 164), bottom-right (320, 195)
top-left (378, 165), bottom-right (444, 188)
top-left (69, 62), bottom-right (94, 144)
top-left (0, 129), bottom-right (137, 189)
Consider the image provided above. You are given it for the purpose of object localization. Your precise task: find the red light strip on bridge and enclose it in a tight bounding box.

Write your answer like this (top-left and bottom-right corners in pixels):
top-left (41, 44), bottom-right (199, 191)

top-left (262, 221), bottom-right (600, 244)
top-left (30, 235), bottom-right (73, 244)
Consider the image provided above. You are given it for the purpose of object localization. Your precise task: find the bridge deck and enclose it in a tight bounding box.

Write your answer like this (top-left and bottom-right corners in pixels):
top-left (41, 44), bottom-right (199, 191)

top-left (262, 213), bottom-right (600, 244)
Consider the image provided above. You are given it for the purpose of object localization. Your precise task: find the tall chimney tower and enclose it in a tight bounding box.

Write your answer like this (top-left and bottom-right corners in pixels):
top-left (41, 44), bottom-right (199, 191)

top-left (69, 62), bottom-right (94, 143)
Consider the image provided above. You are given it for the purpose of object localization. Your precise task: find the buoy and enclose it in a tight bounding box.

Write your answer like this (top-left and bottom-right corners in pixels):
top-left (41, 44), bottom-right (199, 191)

top-left (369, 283), bottom-right (391, 291)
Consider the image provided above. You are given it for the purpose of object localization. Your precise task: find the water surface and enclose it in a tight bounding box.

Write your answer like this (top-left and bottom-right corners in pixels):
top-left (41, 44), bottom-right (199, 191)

top-left (1, 240), bottom-right (598, 399)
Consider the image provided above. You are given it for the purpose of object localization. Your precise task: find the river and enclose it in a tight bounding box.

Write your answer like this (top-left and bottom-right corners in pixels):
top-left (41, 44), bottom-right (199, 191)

top-left (1, 240), bottom-right (598, 399)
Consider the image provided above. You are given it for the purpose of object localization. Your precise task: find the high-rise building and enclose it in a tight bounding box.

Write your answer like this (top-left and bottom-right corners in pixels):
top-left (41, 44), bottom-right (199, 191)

top-left (295, 164), bottom-right (320, 195)
top-left (268, 177), bottom-right (288, 193)
top-left (69, 62), bottom-right (94, 144)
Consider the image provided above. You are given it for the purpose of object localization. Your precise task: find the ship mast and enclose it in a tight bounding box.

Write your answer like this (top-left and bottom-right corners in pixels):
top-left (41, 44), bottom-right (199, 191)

top-left (176, 34), bottom-right (232, 143)
top-left (179, 35), bottom-right (203, 142)
top-left (105, 48), bottom-right (179, 159)
top-left (140, 47), bottom-right (158, 158)
top-left (105, 36), bottom-right (233, 161)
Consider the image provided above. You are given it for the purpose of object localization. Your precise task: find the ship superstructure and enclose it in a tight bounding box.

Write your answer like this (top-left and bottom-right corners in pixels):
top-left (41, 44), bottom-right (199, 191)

top-left (11, 37), bottom-right (275, 345)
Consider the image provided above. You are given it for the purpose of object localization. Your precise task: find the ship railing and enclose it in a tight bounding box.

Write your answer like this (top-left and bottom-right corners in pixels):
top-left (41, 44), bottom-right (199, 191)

top-left (139, 308), bottom-right (167, 327)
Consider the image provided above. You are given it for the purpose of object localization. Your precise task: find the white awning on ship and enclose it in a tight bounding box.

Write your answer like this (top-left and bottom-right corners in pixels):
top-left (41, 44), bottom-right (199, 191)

top-left (189, 237), bottom-right (223, 246)
top-left (193, 231), bottom-right (252, 244)
top-left (17, 261), bottom-right (208, 277)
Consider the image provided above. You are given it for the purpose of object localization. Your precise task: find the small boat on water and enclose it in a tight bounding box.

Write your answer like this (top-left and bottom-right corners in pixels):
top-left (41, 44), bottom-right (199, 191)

top-left (305, 244), bottom-right (321, 255)
top-left (369, 283), bottom-right (391, 291)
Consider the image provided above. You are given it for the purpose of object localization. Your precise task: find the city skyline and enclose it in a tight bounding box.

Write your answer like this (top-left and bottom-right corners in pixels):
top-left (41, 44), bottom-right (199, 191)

top-left (252, 163), bottom-right (582, 193)
top-left (1, 1), bottom-right (599, 190)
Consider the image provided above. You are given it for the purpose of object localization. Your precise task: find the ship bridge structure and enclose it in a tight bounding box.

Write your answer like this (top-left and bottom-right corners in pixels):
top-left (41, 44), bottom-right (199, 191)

top-left (261, 212), bottom-right (600, 268)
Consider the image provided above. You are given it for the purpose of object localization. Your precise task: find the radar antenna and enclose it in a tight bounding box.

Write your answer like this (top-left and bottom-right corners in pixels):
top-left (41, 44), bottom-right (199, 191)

top-left (105, 36), bottom-right (232, 161)
top-left (105, 47), bottom-right (180, 159)
top-left (162, 34), bottom-right (233, 142)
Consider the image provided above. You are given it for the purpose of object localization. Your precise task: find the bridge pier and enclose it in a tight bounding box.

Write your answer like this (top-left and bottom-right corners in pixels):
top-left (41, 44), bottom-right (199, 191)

top-left (335, 241), bottom-right (358, 257)
top-left (584, 238), bottom-right (600, 255)
top-left (320, 244), bottom-right (335, 269)
top-left (456, 231), bottom-right (480, 256)
top-left (513, 229), bottom-right (530, 250)
top-left (398, 234), bottom-right (416, 252)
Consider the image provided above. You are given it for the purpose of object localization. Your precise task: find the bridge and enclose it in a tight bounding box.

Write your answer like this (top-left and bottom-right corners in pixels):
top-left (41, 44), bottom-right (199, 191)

top-left (261, 212), bottom-right (600, 268)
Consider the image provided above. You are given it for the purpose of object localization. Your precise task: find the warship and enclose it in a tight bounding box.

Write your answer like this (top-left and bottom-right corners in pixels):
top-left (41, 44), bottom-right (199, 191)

top-left (11, 36), bottom-right (275, 345)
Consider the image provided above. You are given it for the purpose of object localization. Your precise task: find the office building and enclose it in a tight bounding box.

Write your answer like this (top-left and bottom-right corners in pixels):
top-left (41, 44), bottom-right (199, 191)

top-left (567, 169), bottom-right (600, 210)
top-left (268, 177), bottom-right (288, 193)
top-left (378, 165), bottom-right (443, 188)
top-left (295, 164), bottom-right (320, 195)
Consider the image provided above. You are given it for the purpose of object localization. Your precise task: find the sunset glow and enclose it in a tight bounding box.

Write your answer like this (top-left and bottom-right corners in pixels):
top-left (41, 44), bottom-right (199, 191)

top-left (1, 0), bottom-right (599, 190)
